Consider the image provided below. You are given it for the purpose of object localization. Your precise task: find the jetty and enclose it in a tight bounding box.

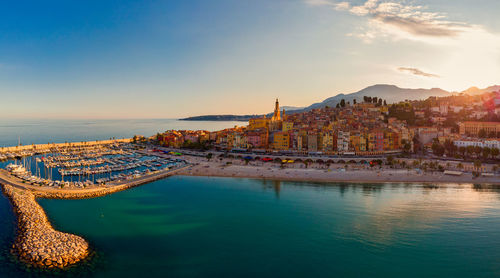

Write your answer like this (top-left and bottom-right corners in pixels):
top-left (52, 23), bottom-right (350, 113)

top-left (2, 184), bottom-right (89, 268)
top-left (0, 138), bottom-right (132, 154)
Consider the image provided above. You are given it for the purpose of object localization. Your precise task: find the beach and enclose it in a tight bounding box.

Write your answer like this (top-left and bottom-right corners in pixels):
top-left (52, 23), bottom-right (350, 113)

top-left (176, 154), bottom-right (500, 185)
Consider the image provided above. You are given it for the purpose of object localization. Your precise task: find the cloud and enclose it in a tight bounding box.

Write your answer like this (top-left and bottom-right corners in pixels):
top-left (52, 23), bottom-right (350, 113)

top-left (304, 0), bottom-right (335, 7)
top-left (398, 67), bottom-right (440, 78)
top-left (305, 0), bottom-right (468, 41)
top-left (305, 0), bottom-right (500, 91)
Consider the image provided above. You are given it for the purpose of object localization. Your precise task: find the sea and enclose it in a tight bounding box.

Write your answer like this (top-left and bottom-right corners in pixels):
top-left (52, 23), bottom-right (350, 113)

top-left (1, 119), bottom-right (500, 277)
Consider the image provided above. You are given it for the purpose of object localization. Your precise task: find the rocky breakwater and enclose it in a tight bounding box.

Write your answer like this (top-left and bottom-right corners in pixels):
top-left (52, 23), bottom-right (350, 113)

top-left (2, 184), bottom-right (89, 268)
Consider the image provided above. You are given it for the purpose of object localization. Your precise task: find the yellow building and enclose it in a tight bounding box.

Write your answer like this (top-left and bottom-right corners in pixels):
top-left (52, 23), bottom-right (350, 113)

top-left (459, 121), bottom-right (500, 136)
top-left (227, 133), bottom-right (235, 149)
top-left (273, 132), bottom-right (290, 150)
top-left (248, 117), bottom-right (269, 130)
top-left (282, 121), bottom-right (294, 132)
top-left (351, 133), bottom-right (367, 152)
top-left (322, 132), bottom-right (334, 152)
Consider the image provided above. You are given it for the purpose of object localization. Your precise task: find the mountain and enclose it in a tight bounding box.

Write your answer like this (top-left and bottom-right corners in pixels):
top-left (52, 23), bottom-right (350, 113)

top-left (460, 85), bottom-right (500, 95)
top-left (180, 114), bottom-right (262, 122)
top-left (180, 84), bottom-right (500, 121)
top-left (281, 106), bottom-right (304, 111)
top-left (297, 84), bottom-right (449, 112)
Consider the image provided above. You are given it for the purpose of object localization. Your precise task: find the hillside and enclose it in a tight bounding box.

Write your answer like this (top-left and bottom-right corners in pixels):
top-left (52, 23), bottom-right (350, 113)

top-left (180, 84), bottom-right (500, 121)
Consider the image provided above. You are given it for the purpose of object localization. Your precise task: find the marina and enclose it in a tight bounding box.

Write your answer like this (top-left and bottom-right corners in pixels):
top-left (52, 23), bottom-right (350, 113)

top-left (2, 141), bottom-right (188, 190)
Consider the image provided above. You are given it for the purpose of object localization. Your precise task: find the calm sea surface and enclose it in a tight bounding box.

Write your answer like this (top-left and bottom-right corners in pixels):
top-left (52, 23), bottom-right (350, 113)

top-left (0, 119), bottom-right (242, 147)
top-left (1, 120), bottom-right (500, 277)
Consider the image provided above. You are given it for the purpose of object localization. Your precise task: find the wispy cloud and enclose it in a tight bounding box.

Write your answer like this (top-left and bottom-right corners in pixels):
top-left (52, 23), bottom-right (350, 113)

top-left (305, 0), bottom-right (468, 41)
top-left (398, 67), bottom-right (440, 78)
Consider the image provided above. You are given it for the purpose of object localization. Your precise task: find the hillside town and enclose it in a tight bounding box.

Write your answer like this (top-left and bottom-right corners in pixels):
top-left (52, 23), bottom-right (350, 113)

top-left (152, 92), bottom-right (500, 163)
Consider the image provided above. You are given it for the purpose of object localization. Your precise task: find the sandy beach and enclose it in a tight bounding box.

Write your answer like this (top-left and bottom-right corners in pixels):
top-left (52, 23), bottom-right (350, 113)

top-left (176, 155), bottom-right (500, 185)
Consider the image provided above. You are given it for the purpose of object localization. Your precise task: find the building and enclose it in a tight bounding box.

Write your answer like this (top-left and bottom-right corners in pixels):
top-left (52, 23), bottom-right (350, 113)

top-left (337, 131), bottom-right (350, 152)
top-left (307, 132), bottom-right (318, 152)
top-left (459, 121), bottom-right (500, 136)
top-left (248, 117), bottom-right (269, 130)
top-left (273, 132), bottom-right (290, 150)
top-left (282, 121), bottom-right (293, 132)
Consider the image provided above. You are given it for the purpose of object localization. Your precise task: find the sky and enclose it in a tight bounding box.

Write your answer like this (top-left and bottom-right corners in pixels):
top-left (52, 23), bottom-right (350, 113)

top-left (1, 0), bottom-right (499, 119)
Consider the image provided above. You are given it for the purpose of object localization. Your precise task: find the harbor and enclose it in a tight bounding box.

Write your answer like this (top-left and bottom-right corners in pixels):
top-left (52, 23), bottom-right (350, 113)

top-left (0, 139), bottom-right (192, 269)
top-left (1, 140), bottom-right (189, 192)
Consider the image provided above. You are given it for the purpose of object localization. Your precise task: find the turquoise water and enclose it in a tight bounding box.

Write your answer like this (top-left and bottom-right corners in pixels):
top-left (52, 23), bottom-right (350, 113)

top-left (2, 120), bottom-right (500, 277)
top-left (2, 177), bottom-right (500, 277)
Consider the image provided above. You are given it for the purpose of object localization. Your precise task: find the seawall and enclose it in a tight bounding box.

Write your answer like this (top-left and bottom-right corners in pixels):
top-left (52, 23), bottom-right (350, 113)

top-left (0, 138), bottom-right (132, 154)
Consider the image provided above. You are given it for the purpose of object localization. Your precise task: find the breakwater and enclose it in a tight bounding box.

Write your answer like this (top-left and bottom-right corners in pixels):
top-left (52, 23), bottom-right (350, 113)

top-left (0, 138), bottom-right (132, 154)
top-left (0, 165), bottom-right (192, 269)
top-left (2, 184), bottom-right (88, 268)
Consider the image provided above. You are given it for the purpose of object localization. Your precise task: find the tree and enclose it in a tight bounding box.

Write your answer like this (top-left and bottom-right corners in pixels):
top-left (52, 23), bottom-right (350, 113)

top-left (489, 131), bottom-right (496, 138)
top-left (474, 146), bottom-right (482, 158)
top-left (383, 100), bottom-right (387, 106)
top-left (478, 129), bottom-right (487, 138)
top-left (482, 147), bottom-right (491, 159)
top-left (443, 139), bottom-right (457, 157)
top-left (206, 153), bottom-right (213, 161)
top-left (457, 163), bottom-right (463, 170)
top-left (387, 155), bottom-right (394, 165)
top-left (340, 99), bottom-right (346, 108)
top-left (492, 148), bottom-right (499, 159)
top-left (353, 99), bottom-right (357, 105)
top-left (432, 142), bottom-right (445, 157)
top-left (466, 145), bottom-right (475, 158)
top-left (336, 103), bottom-right (340, 108)
top-left (377, 99), bottom-right (383, 107)
top-left (373, 97), bottom-right (378, 104)
top-left (458, 146), bottom-right (466, 158)
top-left (473, 159), bottom-right (482, 170)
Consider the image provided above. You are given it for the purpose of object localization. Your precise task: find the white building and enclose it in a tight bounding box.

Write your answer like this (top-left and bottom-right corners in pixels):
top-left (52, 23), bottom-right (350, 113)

top-left (337, 131), bottom-right (350, 152)
top-left (454, 139), bottom-right (500, 150)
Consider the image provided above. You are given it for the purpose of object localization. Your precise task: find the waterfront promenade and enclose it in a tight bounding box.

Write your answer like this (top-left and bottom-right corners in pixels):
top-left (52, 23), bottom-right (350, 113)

top-left (172, 152), bottom-right (500, 185)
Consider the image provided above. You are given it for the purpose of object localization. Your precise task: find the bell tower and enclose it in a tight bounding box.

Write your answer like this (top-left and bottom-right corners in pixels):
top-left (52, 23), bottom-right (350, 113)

top-left (273, 98), bottom-right (281, 121)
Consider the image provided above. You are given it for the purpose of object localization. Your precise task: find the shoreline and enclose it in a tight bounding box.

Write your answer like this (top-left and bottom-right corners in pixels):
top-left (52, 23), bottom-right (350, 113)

top-left (175, 155), bottom-right (500, 185)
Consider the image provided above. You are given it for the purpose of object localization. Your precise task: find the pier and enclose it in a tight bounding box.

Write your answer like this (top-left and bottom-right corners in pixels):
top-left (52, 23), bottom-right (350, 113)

top-left (0, 138), bottom-right (132, 154)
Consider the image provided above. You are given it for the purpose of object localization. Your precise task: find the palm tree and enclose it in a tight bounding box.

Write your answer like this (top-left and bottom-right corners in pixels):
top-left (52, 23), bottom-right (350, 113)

top-left (482, 147), bottom-right (491, 160)
top-left (492, 148), bottom-right (499, 159)
top-left (459, 146), bottom-right (466, 159)
top-left (473, 160), bottom-right (482, 171)
top-left (466, 146), bottom-right (475, 158)
top-left (474, 146), bottom-right (482, 158)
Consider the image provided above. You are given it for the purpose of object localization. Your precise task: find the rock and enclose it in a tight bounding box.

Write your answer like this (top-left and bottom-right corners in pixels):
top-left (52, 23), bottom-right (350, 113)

top-left (1, 184), bottom-right (89, 269)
